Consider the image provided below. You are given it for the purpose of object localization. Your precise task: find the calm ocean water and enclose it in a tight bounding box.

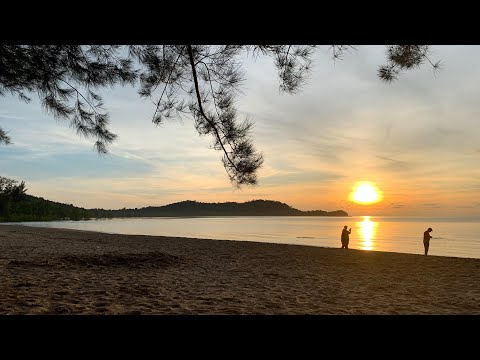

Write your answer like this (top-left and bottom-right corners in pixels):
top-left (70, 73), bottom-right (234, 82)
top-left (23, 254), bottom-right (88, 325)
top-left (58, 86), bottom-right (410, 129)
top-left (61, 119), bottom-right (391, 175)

top-left (4, 216), bottom-right (480, 259)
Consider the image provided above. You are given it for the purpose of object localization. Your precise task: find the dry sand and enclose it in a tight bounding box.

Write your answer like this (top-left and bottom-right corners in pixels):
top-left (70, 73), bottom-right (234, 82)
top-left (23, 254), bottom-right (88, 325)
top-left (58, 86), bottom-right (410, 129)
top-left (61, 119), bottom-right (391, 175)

top-left (0, 224), bottom-right (479, 314)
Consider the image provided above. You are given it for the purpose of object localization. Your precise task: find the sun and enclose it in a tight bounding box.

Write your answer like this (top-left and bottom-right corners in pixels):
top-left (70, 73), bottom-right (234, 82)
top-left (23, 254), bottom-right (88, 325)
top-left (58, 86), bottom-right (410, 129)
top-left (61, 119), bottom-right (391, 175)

top-left (349, 181), bottom-right (383, 205)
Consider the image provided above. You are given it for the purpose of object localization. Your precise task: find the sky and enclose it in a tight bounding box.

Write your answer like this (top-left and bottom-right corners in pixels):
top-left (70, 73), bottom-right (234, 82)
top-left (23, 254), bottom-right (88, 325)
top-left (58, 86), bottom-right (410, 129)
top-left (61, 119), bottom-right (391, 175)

top-left (1, 45), bottom-right (480, 217)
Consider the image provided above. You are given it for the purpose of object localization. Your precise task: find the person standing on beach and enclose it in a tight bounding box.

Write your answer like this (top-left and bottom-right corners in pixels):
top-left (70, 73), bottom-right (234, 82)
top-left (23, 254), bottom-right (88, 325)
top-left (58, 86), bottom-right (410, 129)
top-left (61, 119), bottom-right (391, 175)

top-left (341, 225), bottom-right (351, 249)
top-left (423, 227), bottom-right (433, 256)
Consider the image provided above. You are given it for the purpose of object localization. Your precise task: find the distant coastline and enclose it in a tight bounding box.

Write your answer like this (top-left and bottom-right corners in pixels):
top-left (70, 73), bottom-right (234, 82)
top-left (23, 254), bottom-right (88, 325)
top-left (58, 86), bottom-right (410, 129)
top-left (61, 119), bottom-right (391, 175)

top-left (90, 200), bottom-right (349, 218)
top-left (0, 196), bottom-right (348, 222)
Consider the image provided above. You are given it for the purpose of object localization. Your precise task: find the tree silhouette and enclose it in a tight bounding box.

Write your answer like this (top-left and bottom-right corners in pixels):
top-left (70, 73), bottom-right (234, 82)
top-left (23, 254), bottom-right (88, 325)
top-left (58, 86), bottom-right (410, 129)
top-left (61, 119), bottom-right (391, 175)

top-left (0, 176), bottom-right (27, 198)
top-left (0, 45), bottom-right (440, 186)
top-left (0, 176), bottom-right (27, 218)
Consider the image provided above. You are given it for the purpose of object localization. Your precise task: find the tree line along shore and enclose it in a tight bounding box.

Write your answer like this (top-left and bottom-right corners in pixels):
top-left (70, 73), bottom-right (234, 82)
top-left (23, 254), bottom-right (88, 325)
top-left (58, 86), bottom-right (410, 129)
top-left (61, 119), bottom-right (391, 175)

top-left (1, 178), bottom-right (347, 222)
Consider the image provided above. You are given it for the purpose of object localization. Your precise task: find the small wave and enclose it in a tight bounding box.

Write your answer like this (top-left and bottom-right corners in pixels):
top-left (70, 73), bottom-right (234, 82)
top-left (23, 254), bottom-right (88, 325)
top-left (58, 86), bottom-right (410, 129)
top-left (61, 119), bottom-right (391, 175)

top-left (296, 236), bottom-right (315, 239)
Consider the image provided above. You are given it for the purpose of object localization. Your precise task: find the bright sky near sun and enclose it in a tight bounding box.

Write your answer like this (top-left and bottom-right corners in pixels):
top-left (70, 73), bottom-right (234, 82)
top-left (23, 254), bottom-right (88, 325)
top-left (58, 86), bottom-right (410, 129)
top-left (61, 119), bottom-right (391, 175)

top-left (1, 45), bottom-right (480, 216)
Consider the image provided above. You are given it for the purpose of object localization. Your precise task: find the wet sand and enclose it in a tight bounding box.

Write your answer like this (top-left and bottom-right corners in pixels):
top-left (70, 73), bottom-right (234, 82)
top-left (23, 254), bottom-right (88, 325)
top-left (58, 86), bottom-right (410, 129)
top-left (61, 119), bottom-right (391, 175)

top-left (0, 224), bottom-right (479, 314)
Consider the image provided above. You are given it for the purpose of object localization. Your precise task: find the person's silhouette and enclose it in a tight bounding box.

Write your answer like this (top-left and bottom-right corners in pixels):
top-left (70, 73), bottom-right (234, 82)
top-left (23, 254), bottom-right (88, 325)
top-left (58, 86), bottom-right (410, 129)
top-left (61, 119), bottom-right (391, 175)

top-left (423, 227), bottom-right (433, 256)
top-left (341, 225), bottom-right (351, 249)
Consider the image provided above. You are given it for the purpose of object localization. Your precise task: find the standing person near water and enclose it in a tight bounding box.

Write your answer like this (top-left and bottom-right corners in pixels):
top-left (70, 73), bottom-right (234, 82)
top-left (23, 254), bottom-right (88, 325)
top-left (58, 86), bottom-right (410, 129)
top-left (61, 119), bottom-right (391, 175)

top-left (423, 227), bottom-right (433, 256)
top-left (341, 225), bottom-right (351, 249)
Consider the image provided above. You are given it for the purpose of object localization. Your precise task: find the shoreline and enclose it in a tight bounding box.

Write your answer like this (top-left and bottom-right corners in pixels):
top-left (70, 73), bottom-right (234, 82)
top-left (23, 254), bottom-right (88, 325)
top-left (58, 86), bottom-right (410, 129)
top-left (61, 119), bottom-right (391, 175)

top-left (1, 224), bottom-right (479, 314)
top-left (4, 222), bottom-right (479, 261)
top-left (4, 221), bottom-right (479, 261)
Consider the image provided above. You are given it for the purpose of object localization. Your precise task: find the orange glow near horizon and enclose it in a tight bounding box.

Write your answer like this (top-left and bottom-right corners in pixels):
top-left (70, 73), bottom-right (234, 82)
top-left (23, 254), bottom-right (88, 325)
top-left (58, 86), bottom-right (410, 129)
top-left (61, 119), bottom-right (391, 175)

top-left (357, 216), bottom-right (377, 250)
top-left (349, 181), bottom-right (383, 205)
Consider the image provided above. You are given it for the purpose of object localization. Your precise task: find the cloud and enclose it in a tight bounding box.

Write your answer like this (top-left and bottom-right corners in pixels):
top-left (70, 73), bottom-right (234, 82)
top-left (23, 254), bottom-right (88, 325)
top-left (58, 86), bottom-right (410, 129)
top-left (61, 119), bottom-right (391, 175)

top-left (375, 155), bottom-right (413, 173)
top-left (423, 203), bottom-right (442, 208)
top-left (0, 112), bottom-right (26, 121)
top-left (261, 170), bottom-right (344, 187)
top-left (0, 147), bottom-right (154, 180)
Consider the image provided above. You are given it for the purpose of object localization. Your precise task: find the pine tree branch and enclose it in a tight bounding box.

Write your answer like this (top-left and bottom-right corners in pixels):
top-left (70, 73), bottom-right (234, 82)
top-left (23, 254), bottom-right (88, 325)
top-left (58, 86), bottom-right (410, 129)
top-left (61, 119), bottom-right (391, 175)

top-left (187, 45), bottom-right (238, 175)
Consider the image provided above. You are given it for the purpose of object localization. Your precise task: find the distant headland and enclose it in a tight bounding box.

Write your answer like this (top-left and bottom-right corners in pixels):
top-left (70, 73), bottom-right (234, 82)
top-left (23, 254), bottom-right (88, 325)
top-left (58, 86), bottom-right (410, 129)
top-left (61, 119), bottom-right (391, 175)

top-left (1, 196), bottom-right (348, 222)
top-left (90, 200), bottom-right (349, 218)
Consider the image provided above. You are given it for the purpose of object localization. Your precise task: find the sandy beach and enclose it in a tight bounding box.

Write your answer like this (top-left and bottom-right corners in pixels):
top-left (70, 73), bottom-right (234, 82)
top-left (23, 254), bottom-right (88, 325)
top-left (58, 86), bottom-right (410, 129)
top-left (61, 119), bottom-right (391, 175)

top-left (0, 224), bottom-right (479, 315)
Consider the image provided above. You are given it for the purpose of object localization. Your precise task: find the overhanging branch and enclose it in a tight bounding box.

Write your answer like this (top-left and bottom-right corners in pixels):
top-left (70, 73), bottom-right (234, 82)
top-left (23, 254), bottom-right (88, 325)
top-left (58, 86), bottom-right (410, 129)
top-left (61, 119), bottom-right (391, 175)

top-left (187, 45), bottom-right (238, 175)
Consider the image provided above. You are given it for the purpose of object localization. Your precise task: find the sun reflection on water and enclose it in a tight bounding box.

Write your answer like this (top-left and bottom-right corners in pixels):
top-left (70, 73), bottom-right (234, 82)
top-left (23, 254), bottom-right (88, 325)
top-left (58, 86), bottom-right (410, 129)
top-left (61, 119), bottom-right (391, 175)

top-left (357, 216), bottom-right (378, 250)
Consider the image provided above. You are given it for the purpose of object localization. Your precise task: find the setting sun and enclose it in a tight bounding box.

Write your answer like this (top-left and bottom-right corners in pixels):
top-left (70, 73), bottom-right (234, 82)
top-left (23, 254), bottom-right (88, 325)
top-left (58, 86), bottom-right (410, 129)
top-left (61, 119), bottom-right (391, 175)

top-left (349, 181), bottom-right (383, 205)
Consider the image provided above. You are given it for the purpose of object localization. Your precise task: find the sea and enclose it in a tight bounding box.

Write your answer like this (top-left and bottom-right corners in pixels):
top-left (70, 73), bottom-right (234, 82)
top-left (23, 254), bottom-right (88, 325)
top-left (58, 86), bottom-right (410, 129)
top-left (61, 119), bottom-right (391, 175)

top-left (3, 216), bottom-right (480, 259)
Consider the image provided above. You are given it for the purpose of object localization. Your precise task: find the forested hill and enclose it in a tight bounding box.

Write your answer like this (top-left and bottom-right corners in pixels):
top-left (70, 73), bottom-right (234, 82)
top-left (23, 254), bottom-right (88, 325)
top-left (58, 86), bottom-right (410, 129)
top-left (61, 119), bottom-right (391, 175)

top-left (1, 194), bottom-right (92, 221)
top-left (90, 200), bottom-right (348, 218)
top-left (1, 197), bottom-right (348, 222)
